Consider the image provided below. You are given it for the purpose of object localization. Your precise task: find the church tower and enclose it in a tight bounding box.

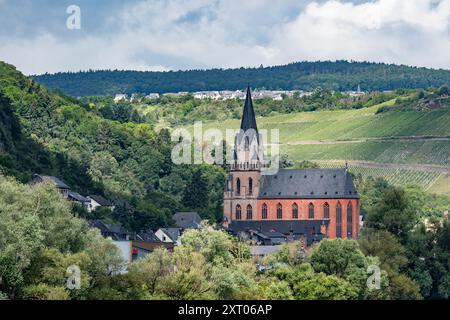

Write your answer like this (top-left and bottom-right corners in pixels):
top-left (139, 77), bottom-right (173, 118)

top-left (223, 86), bottom-right (263, 227)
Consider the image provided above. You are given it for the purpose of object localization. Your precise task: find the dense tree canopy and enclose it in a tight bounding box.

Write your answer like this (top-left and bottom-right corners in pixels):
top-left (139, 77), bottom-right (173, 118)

top-left (0, 61), bottom-right (227, 231)
top-left (33, 60), bottom-right (450, 96)
top-left (0, 176), bottom-right (123, 299)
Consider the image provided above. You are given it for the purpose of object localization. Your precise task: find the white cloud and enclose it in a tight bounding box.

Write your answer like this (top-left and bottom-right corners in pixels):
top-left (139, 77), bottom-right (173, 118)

top-left (0, 0), bottom-right (449, 75)
top-left (270, 0), bottom-right (450, 68)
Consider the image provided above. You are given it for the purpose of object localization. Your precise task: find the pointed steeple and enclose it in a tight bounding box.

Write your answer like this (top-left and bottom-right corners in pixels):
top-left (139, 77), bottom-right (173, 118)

top-left (240, 86), bottom-right (258, 132)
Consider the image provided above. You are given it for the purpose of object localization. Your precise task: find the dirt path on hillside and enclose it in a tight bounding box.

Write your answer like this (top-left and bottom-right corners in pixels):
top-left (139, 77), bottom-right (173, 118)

top-left (314, 160), bottom-right (450, 174)
top-left (284, 135), bottom-right (450, 145)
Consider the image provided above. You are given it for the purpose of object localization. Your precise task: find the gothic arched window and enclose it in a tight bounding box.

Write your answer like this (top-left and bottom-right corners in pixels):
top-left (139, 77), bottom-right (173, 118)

top-left (292, 203), bottom-right (298, 219)
top-left (347, 202), bottom-right (353, 238)
top-left (336, 202), bottom-right (342, 238)
top-left (277, 203), bottom-right (283, 219)
top-left (262, 203), bottom-right (267, 219)
top-left (236, 178), bottom-right (241, 196)
top-left (308, 203), bottom-right (314, 219)
top-left (246, 205), bottom-right (253, 220)
top-left (323, 202), bottom-right (330, 219)
top-left (235, 205), bottom-right (241, 220)
top-left (244, 136), bottom-right (250, 151)
top-left (248, 178), bottom-right (253, 195)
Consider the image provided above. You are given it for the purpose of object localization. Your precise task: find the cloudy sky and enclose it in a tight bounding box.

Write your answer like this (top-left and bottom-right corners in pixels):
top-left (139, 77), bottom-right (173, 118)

top-left (0, 0), bottom-right (449, 75)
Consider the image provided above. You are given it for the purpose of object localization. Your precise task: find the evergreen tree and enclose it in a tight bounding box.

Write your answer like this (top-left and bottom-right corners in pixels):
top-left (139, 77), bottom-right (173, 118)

top-left (182, 168), bottom-right (209, 209)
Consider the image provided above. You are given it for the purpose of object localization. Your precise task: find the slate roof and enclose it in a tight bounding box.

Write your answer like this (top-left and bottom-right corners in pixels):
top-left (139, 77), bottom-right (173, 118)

top-left (240, 86), bottom-right (258, 132)
top-left (89, 195), bottom-right (112, 206)
top-left (229, 219), bottom-right (328, 235)
top-left (88, 219), bottom-right (132, 241)
top-left (32, 174), bottom-right (70, 189)
top-left (68, 191), bottom-right (89, 203)
top-left (252, 231), bottom-right (286, 245)
top-left (173, 212), bottom-right (202, 229)
top-left (233, 86), bottom-right (262, 161)
top-left (136, 231), bottom-right (161, 243)
top-left (160, 228), bottom-right (181, 242)
top-left (230, 220), bottom-right (327, 246)
top-left (259, 168), bottom-right (358, 199)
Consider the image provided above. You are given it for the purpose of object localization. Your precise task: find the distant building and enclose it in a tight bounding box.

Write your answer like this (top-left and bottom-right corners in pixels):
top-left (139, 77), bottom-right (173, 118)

top-left (130, 241), bottom-right (174, 261)
top-left (89, 220), bottom-right (173, 263)
top-left (89, 219), bottom-right (132, 241)
top-left (173, 212), bottom-right (202, 230)
top-left (114, 94), bottom-right (128, 103)
top-left (31, 174), bottom-right (70, 198)
top-left (189, 89), bottom-right (305, 101)
top-left (87, 195), bottom-right (114, 212)
top-left (242, 230), bottom-right (287, 246)
top-left (130, 93), bottom-right (141, 102)
top-left (68, 191), bottom-right (90, 207)
top-left (145, 93), bottom-right (160, 99)
top-left (155, 228), bottom-right (181, 245)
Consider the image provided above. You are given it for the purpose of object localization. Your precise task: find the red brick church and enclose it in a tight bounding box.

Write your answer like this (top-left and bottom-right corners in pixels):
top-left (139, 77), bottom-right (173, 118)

top-left (223, 87), bottom-right (360, 245)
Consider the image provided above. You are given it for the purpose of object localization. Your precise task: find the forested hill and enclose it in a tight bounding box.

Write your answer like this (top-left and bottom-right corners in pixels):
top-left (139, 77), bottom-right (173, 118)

top-left (0, 61), bottom-right (226, 231)
top-left (33, 60), bottom-right (450, 97)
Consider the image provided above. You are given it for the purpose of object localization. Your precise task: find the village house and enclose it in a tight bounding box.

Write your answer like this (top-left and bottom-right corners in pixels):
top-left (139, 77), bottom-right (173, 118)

top-left (173, 212), bottom-right (202, 230)
top-left (114, 94), bottom-right (128, 103)
top-left (155, 212), bottom-right (202, 245)
top-left (155, 228), bottom-right (181, 246)
top-left (89, 220), bottom-right (173, 263)
top-left (145, 93), bottom-right (160, 99)
top-left (87, 195), bottom-right (114, 212)
top-left (223, 87), bottom-right (360, 246)
top-left (31, 174), bottom-right (70, 199)
top-left (68, 191), bottom-right (90, 207)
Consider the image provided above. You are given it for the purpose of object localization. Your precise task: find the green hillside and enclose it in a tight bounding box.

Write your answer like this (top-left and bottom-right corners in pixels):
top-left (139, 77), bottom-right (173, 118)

top-left (0, 61), bottom-right (225, 231)
top-left (33, 60), bottom-right (450, 96)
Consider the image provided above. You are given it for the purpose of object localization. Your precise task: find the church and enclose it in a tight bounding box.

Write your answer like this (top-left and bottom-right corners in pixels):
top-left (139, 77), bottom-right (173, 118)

top-left (223, 87), bottom-right (360, 245)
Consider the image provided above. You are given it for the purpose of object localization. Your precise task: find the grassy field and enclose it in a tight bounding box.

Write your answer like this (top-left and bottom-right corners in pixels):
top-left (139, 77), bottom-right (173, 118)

top-left (184, 102), bottom-right (450, 194)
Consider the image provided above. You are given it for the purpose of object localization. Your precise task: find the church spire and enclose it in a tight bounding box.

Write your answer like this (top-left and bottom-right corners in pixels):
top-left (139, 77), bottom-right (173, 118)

top-left (240, 86), bottom-right (258, 132)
